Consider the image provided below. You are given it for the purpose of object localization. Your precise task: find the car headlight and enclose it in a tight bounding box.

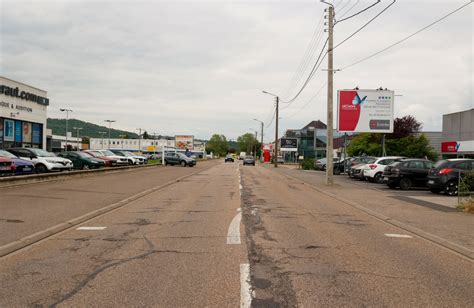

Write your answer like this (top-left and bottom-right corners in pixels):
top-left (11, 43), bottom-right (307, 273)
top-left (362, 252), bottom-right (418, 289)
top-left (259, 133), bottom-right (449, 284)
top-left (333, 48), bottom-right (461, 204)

top-left (46, 160), bottom-right (56, 163)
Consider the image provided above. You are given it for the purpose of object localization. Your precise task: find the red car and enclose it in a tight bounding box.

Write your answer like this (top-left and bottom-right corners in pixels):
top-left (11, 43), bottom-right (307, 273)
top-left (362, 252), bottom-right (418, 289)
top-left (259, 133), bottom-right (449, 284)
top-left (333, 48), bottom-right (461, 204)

top-left (0, 156), bottom-right (15, 176)
top-left (83, 150), bottom-right (116, 167)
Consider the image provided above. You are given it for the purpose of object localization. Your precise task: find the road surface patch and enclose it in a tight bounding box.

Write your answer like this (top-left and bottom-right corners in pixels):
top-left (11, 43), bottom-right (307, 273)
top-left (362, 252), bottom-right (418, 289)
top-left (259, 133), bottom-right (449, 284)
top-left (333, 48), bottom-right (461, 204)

top-left (227, 212), bottom-right (242, 244)
top-left (76, 226), bottom-right (107, 231)
top-left (384, 233), bottom-right (413, 238)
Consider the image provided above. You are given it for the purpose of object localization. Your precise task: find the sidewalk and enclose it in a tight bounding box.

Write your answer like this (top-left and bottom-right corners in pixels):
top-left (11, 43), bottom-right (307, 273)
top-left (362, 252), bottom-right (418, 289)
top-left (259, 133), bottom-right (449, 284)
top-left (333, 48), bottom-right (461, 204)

top-left (261, 164), bottom-right (474, 259)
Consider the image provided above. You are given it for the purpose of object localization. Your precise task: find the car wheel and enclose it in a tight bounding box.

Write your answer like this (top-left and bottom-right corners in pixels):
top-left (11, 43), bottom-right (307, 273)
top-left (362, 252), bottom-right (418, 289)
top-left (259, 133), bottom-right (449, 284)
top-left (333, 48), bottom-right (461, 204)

top-left (374, 172), bottom-right (384, 184)
top-left (399, 178), bottom-right (412, 190)
top-left (181, 161), bottom-right (186, 167)
top-left (444, 181), bottom-right (458, 196)
top-left (35, 164), bottom-right (48, 173)
top-left (430, 188), bottom-right (441, 194)
top-left (82, 164), bottom-right (90, 170)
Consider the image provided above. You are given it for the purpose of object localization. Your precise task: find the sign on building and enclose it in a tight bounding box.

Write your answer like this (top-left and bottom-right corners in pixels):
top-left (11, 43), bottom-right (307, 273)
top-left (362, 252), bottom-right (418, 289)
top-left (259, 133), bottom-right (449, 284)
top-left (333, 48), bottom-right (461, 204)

top-left (175, 135), bottom-right (194, 150)
top-left (337, 89), bottom-right (394, 133)
top-left (280, 138), bottom-right (298, 152)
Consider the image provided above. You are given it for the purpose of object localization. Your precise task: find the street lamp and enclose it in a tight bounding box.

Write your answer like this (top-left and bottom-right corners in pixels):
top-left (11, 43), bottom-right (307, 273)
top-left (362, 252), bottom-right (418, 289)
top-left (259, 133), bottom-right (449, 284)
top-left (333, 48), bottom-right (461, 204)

top-left (262, 91), bottom-right (279, 167)
top-left (73, 127), bottom-right (83, 150)
top-left (60, 108), bottom-right (73, 151)
top-left (98, 131), bottom-right (107, 149)
top-left (119, 134), bottom-right (126, 149)
top-left (104, 120), bottom-right (116, 149)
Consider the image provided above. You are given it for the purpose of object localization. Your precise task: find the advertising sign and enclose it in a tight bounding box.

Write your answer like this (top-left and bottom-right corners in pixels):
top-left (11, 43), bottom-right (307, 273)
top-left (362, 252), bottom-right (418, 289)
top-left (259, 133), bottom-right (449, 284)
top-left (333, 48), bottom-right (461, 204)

top-left (32, 123), bottom-right (41, 144)
top-left (23, 122), bottom-right (32, 143)
top-left (175, 135), bottom-right (194, 150)
top-left (15, 120), bottom-right (22, 142)
top-left (442, 141), bottom-right (474, 153)
top-left (337, 89), bottom-right (394, 133)
top-left (280, 138), bottom-right (298, 152)
top-left (4, 119), bottom-right (14, 141)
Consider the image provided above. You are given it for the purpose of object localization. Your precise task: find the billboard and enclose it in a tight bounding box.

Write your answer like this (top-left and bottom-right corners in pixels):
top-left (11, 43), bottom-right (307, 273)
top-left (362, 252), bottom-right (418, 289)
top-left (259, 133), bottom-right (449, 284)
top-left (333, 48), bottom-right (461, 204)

top-left (23, 122), bottom-right (32, 143)
top-left (337, 89), bottom-right (394, 133)
top-left (4, 119), bottom-right (14, 141)
top-left (175, 135), bottom-right (194, 150)
top-left (280, 138), bottom-right (298, 152)
top-left (32, 123), bottom-right (41, 144)
top-left (15, 120), bottom-right (22, 142)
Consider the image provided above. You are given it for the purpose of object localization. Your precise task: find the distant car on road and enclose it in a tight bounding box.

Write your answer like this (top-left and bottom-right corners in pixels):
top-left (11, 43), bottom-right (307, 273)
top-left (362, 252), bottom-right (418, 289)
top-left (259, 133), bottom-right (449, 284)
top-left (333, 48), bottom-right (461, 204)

top-left (6, 148), bottom-right (73, 173)
top-left (383, 159), bottom-right (434, 190)
top-left (225, 155), bottom-right (234, 163)
top-left (58, 151), bottom-right (106, 170)
top-left (0, 150), bottom-right (35, 175)
top-left (164, 152), bottom-right (196, 167)
top-left (243, 155), bottom-right (255, 166)
top-left (239, 152), bottom-right (246, 160)
top-left (427, 158), bottom-right (474, 196)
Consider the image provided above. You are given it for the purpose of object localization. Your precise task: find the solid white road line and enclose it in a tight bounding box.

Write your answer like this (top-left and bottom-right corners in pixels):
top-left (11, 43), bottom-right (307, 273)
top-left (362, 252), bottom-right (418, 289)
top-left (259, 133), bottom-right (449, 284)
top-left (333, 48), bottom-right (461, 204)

top-left (384, 233), bottom-right (413, 238)
top-left (239, 184), bottom-right (243, 190)
top-left (240, 263), bottom-right (252, 308)
top-left (227, 212), bottom-right (242, 244)
top-left (76, 226), bottom-right (107, 231)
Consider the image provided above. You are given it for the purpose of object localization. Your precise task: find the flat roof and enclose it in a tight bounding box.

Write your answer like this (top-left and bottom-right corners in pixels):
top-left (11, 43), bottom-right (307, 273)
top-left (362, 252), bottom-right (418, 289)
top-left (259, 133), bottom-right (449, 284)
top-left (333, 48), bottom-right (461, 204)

top-left (0, 76), bottom-right (47, 93)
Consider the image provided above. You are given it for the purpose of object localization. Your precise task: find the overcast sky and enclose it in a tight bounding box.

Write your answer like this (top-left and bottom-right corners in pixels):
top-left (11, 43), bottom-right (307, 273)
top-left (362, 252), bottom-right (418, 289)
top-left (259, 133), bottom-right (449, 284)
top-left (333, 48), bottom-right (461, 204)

top-left (0, 0), bottom-right (472, 141)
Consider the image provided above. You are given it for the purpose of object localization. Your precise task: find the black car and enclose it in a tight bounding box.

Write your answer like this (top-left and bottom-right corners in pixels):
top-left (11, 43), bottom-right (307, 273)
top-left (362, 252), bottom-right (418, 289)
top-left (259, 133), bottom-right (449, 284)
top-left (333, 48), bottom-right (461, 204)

top-left (57, 151), bottom-right (106, 170)
top-left (383, 159), bottom-right (434, 190)
top-left (164, 152), bottom-right (196, 167)
top-left (426, 159), bottom-right (474, 196)
top-left (225, 155), bottom-right (234, 163)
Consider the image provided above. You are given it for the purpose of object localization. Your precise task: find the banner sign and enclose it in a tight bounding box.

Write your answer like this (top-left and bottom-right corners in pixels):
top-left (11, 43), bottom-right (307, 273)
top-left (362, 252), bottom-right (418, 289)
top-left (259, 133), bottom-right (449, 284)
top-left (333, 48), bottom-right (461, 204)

top-left (175, 135), bottom-right (194, 150)
top-left (23, 122), bottom-right (32, 143)
top-left (32, 123), bottom-right (41, 144)
top-left (337, 89), bottom-right (394, 133)
top-left (15, 120), bottom-right (22, 142)
top-left (280, 138), bottom-right (298, 152)
top-left (4, 119), bottom-right (14, 141)
top-left (442, 140), bottom-right (474, 153)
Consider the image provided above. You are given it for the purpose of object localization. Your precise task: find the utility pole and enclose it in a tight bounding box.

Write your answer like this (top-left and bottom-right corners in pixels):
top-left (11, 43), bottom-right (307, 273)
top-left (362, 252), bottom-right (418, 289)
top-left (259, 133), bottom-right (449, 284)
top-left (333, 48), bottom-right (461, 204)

top-left (324, 2), bottom-right (334, 185)
top-left (60, 108), bottom-right (72, 152)
top-left (274, 96), bottom-right (279, 168)
top-left (136, 128), bottom-right (143, 151)
top-left (98, 131), bottom-right (107, 149)
top-left (104, 120), bottom-right (116, 148)
top-left (73, 127), bottom-right (83, 150)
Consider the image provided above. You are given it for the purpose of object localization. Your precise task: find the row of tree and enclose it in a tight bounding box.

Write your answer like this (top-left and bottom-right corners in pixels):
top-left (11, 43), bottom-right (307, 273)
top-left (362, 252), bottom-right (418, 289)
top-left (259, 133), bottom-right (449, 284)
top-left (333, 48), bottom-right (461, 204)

top-left (206, 133), bottom-right (261, 157)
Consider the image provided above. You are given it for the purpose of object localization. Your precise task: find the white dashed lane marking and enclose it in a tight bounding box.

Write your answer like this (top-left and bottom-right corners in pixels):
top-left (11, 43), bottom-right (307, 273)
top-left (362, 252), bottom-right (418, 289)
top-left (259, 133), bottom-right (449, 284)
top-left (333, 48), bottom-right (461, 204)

top-left (76, 226), bottom-right (107, 231)
top-left (227, 211), bottom-right (242, 244)
top-left (240, 263), bottom-right (253, 308)
top-left (384, 233), bottom-right (413, 238)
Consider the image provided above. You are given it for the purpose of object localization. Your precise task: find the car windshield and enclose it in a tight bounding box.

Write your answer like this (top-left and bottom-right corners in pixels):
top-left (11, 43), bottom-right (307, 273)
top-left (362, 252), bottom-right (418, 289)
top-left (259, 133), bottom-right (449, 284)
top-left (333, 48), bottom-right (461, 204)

top-left (434, 160), bottom-right (448, 169)
top-left (77, 152), bottom-right (93, 158)
top-left (101, 150), bottom-right (115, 156)
top-left (30, 149), bottom-right (56, 157)
top-left (366, 158), bottom-right (377, 164)
top-left (245, 156), bottom-right (253, 159)
top-left (0, 150), bottom-right (17, 158)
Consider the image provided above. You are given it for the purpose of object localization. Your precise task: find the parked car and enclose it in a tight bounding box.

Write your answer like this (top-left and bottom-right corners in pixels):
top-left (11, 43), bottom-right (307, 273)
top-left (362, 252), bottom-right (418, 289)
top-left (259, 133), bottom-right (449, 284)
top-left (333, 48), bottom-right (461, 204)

top-left (164, 152), bottom-right (196, 167)
top-left (109, 149), bottom-right (140, 165)
top-left (383, 159), bottom-right (434, 190)
top-left (6, 148), bottom-right (73, 173)
top-left (0, 149), bottom-right (35, 175)
top-left (0, 156), bottom-right (15, 176)
top-left (347, 156), bottom-right (377, 171)
top-left (126, 151), bottom-right (148, 164)
top-left (277, 156), bottom-right (285, 164)
top-left (57, 151), bottom-right (106, 170)
top-left (314, 157), bottom-right (347, 175)
top-left (88, 150), bottom-right (129, 166)
top-left (83, 150), bottom-right (119, 167)
top-left (225, 155), bottom-right (234, 163)
top-left (426, 158), bottom-right (474, 196)
top-left (314, 158), bottom-right (327, 171)
top-left (362, 156), bottom-right (406, 183)
top-left (349, 157), bottom-right (378, 179)
top-left (243, 155), bottom-right (255, 166)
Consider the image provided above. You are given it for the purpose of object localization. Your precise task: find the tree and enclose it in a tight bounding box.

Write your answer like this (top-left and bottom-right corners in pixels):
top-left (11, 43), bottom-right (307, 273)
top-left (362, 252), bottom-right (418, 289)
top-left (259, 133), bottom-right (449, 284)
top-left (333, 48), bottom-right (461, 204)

top-left (237, 133), bottom-right (261, 155)
top-left (206, 134), bottom-right (229, 157)
top-left (388, 115), bottom-right (422, 139)
top-left (143, 131), bottom-right (150, 139)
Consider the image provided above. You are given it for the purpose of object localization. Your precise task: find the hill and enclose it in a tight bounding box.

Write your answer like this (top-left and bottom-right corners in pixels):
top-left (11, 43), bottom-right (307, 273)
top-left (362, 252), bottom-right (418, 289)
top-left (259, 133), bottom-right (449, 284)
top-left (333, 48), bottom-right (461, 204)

top-left (47, 118), bottom-right (139, 139)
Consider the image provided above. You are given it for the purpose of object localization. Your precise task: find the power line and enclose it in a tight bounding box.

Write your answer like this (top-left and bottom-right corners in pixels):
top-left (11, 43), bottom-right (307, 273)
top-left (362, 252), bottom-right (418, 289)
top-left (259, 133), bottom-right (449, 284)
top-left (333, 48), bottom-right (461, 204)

top-left (333, 0), bottom-right (396, 51)
top-left (335, 0), bottom-right (381, 24)
top-left (282, 82), bottom-right (327, 119)
top-left (341, 1), bottom-right (473, 70)
top-left (338, 0), bottom-right (360, 19)
top-left (265, 108), bottom-right (276, 128)
top-left (336, 0), bottom-right (352, 15)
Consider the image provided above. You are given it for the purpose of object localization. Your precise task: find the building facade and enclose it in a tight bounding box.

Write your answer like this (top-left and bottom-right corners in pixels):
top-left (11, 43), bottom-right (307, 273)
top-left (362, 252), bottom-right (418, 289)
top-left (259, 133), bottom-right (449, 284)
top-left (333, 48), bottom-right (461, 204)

top-left (0, 76), bottom-right (49, 149)
top-left (441, 109), bottom-right (474, 158)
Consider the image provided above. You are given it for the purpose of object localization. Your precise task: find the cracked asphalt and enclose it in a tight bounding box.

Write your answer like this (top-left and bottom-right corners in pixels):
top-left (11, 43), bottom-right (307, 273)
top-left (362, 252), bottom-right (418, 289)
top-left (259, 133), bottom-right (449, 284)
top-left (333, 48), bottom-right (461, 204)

top-left (0, 161), bottom-right (473, 307)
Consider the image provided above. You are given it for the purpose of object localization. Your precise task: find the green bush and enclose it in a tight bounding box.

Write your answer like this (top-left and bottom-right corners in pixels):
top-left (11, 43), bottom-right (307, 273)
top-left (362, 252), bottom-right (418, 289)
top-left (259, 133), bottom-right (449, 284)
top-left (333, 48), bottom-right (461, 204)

top-left (300, 158), bottom-right (315, 170)
top-left (460, 171), bottom-right (474, 195)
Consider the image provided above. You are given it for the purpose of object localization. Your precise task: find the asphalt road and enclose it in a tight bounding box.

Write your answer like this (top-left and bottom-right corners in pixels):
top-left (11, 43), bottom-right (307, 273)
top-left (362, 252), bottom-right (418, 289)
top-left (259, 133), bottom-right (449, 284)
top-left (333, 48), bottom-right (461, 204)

top-left (0, 161), bottom-right (472, 307)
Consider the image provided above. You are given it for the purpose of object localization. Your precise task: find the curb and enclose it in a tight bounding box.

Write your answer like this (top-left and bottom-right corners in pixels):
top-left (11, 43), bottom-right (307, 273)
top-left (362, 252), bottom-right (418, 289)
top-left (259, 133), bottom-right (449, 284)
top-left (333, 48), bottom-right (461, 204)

top-left (272, 168), bottom-right (474, 261)
top-left (0, 163), bottom-right (162, 188)
top-left (0, 162), bottom-right (217, 258)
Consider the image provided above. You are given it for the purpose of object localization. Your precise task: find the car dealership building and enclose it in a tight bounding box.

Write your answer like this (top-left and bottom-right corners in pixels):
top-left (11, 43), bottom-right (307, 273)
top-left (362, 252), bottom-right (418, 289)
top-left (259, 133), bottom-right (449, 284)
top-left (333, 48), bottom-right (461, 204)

top-left (441, 108), bottom-right (474, 158)
top-left (0, 76), bottom-right (48, 150)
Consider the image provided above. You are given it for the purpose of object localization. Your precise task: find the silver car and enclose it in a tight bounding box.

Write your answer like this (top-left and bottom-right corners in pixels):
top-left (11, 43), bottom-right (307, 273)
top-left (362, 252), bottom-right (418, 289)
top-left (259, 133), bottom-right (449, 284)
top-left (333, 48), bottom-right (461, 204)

top-left (243, 155), bottom-right (255, 166)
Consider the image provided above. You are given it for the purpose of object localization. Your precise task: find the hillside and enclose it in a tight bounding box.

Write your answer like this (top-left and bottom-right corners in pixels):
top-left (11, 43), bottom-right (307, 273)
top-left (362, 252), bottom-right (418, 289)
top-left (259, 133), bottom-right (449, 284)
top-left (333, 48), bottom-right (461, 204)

top-left (47, 118), bottom-right (139, 139)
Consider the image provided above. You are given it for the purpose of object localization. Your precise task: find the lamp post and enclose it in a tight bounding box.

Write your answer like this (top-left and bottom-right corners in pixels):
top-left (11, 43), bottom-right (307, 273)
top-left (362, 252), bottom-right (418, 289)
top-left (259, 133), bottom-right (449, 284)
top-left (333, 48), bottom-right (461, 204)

top-left (119, 134), bottom-right (126, 149)
top-left (262, 91), bottom-right (279, 167)
top-left (60, 108), bottom-right (73, 152)
top-left (98, 131), bottom-right (107, 149)
top-left (73, 127), bottom-right (83, 150)
top-left (104, 120), bottom-right (116, 149)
